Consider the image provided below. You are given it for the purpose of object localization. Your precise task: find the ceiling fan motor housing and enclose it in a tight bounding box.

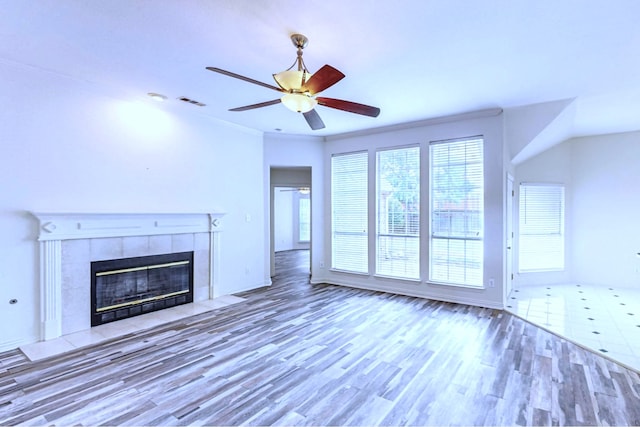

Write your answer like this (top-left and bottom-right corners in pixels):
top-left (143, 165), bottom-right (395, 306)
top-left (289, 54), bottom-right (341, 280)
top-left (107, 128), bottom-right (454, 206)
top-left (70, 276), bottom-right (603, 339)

top-left (290, 34), bottom-right (309, 49)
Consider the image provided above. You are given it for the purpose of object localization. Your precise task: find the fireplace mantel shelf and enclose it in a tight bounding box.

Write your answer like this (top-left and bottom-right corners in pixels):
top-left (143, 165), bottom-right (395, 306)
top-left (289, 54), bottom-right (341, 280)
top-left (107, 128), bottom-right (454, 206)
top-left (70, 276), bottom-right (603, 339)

top-left (32, 212), bottom-right (226, 241)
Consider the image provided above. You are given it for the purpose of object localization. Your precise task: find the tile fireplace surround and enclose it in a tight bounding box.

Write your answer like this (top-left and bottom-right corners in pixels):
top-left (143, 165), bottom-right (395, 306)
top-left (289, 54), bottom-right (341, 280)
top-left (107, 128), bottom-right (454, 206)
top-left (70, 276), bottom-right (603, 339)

top-left (31, 212), bottom-right (226, 343)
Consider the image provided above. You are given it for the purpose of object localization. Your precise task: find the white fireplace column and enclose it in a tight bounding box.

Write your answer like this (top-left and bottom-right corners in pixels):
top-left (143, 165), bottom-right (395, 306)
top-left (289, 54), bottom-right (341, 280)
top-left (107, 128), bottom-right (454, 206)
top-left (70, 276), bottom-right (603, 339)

top-left (40, 239), bottom-right (63, 340)
top-left (32, 212), bottom-right (225, 341)
top-left (208, 215), bottom-right (222, 299)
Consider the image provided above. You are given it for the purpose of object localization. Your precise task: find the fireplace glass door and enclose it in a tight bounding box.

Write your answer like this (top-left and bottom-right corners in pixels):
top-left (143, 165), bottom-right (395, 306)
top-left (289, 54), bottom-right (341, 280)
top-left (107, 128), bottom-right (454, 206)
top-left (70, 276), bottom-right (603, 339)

top-left (91, 251), bottom-right (194, 325)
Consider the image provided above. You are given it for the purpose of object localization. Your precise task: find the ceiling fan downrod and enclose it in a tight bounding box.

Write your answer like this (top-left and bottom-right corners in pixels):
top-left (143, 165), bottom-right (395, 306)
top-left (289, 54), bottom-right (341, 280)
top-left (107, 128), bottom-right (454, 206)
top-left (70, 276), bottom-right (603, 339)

top-left (290, 33), bottom-right (310, 74)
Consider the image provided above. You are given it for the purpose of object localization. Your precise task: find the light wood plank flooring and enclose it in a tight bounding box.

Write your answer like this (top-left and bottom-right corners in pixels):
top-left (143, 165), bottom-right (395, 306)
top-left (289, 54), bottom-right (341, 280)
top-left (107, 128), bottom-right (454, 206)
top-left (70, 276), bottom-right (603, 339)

top-left (1, 249), bottom-right (640, 426)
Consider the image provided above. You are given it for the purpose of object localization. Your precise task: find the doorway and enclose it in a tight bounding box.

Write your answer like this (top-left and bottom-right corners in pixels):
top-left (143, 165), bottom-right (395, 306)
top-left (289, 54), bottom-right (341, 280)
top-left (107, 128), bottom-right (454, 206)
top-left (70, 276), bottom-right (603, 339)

top-left (273, 187), bottom-right (310, 253)
top-left (270, 167), bottom-right (312, 277)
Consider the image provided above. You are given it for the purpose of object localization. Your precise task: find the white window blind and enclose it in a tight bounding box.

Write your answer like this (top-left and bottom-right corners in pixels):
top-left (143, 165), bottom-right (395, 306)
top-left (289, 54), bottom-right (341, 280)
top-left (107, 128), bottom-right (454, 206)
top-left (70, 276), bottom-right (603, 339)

top-left (298, 195), bottom-right (310, 242)
top-left (519, 183), bottom-right (565, 271)
top-left (331, 152), bottom-right (368, 273)
top-left (376, 147), bottom-right (420, 279)
top-left (429, 138), bottom-right (484, 286)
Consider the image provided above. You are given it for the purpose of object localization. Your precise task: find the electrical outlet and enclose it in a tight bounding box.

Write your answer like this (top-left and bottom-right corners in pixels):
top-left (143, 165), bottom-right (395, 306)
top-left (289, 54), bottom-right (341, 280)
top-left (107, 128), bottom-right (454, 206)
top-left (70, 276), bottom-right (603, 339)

top-left (488, 278), bottom-right (495, 288)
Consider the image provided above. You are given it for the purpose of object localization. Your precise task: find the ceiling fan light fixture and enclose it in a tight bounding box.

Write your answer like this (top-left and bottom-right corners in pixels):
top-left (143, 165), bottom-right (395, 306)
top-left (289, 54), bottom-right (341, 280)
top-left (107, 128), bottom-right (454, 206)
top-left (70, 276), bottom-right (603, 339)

top-left (281, 93), bottom-right (317, 113)
top-left (273, 70), bottom-right (312, 91)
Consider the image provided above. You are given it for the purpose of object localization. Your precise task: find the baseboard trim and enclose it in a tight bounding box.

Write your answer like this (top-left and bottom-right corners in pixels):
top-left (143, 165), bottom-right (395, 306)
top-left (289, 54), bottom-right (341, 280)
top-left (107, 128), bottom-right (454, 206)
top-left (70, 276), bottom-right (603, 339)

top-left (0, 336), bottom-right (37, 353)
top-left (310, 277), bottom-right (504, 310)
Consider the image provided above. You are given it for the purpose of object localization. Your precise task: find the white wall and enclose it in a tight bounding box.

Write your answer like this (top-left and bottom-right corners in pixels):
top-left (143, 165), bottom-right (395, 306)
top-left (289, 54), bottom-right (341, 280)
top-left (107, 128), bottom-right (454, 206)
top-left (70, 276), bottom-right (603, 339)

top-left (0, 61), bottom-right (268, 351)
top-left (570, 131), bottom-right (640, 288)
top-left (504, 99), bottom-right (574, 162)
top-left (320, 112), bottom-right (506, 309)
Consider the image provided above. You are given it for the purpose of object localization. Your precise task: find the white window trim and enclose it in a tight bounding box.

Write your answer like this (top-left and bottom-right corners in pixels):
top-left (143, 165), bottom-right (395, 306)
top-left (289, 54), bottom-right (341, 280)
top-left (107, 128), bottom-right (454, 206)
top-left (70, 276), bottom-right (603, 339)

top-left (428, 136), bottom-right (485, 288)
top-left (297, 193), bottom-right (310, 244)
top-left (331, 151), bottom-right (369, 274)
top-left (375, 145), bottom-right (421, 280)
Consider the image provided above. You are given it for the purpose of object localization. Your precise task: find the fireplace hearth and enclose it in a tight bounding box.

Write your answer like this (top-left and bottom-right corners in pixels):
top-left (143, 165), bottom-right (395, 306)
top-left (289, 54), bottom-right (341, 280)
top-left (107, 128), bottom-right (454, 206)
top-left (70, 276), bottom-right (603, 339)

top-left (91, 251), bottom-right (194, 326)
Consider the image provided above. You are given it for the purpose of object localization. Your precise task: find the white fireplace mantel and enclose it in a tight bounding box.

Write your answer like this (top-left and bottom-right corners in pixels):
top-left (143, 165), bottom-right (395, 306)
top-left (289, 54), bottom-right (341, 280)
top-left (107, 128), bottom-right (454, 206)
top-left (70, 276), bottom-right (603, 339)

top-left (33, 212), bottom-right (225, 241)
top-left (31, 212), bottom-right (226, 341)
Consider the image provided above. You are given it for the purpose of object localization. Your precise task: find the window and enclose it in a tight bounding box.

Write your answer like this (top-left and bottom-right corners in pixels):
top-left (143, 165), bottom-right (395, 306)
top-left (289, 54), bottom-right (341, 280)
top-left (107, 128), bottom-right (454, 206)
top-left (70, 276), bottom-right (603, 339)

top-left (376, 147), bottom-right (420, 278)
top-left (298, 195), bottom-right (310, 242)
top-left (331, 152), bottom-right (368, 273)
top-left (429, 138), bottom-right (484, 286)
top-left (519, 183), bottom-right (565, 271)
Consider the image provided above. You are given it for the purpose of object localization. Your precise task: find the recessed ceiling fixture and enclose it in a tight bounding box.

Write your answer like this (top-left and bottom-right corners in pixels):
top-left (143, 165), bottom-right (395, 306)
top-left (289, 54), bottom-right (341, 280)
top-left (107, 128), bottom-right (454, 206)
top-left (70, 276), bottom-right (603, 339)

top-left (206, 33), bottom-right (380, 130)
top-left (147, 92), bottom-right (167, 102)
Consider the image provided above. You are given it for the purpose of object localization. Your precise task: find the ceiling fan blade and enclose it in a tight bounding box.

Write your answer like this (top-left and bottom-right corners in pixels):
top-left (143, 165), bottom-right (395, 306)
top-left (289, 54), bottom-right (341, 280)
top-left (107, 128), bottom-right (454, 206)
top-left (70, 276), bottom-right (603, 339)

top-left (303, 109), bottom-right (326, 130)
top-left (316, 97), bottom-right (381, 117)
top-left (206, 67), bottom-right (283, 92)
top-left (303, 65), bottom-right (345, 95)
top-left (280, 187), bottom-right (310, 192)
top-left (229, 99), bottom-right (282, 112)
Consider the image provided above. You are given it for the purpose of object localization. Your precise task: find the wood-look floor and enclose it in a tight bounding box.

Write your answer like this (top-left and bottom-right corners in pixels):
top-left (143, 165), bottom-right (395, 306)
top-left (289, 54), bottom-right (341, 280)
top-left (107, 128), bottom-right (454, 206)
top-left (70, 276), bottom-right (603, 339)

top-left (1, 250), bottom-right (640, 426)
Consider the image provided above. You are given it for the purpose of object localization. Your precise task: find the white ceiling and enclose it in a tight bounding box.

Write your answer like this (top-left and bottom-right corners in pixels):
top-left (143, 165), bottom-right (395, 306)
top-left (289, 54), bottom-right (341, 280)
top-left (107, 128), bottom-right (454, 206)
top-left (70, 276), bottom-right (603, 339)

top-left (2, 0), bottom-right (640, 138)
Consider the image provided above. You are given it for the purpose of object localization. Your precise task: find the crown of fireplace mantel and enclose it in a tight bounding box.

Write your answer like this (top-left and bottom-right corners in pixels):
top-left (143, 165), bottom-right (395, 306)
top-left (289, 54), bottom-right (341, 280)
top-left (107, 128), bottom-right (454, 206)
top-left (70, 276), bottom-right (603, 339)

top-left (31, 212), bottom-right (226, 342)
top-left (32, 212), bottom-right (226, 241)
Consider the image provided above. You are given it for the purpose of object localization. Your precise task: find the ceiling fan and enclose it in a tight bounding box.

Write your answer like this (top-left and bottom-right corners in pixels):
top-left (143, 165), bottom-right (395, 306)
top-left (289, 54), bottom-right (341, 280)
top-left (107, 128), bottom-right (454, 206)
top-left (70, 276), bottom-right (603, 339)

top-left (279, 187), bottom-right (310, 194)
top-left (206, 34), bottom-right (380, 130)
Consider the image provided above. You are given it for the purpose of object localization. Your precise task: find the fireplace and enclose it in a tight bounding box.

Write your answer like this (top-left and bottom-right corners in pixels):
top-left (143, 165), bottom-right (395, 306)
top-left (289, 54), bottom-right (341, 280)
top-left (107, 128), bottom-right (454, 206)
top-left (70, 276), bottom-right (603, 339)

top-left (91, 251), bottom-right (194, 326)
top-left (32, 212), bottom-right (225, 341)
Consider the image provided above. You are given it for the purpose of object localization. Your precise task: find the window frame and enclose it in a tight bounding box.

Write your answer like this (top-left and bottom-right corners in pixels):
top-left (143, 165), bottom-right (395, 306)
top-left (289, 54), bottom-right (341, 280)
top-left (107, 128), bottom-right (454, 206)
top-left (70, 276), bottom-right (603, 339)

top-left (518, 182), bottom-right (565, 272)
top-left (375, 145), bottom-right (421, 280)
top-left (330, 151), bottom-right (369, 274)
top-left (297, 193), bottom-right (310, 243)
top-left (428, 136), bottom-right (485, 288)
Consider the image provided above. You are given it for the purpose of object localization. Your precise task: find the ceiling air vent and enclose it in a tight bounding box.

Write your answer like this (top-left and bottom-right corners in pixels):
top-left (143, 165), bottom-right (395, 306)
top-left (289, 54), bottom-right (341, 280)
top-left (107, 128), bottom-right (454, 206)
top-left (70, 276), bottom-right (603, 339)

top-left (177, 96), bottom-right (206, 107)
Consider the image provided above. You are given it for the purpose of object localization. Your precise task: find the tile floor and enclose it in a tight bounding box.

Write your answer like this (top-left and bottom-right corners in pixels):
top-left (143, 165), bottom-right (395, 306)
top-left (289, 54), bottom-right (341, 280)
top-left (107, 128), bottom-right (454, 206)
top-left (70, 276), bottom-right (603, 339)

top-left (19, 295), bottom-right (246, 361)
top-left (506, 283), bottom-right (640, 372)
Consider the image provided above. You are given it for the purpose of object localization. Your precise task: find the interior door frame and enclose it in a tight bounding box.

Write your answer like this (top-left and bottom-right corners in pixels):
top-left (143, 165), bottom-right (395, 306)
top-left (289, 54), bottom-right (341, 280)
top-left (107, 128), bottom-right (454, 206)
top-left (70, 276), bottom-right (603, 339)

top-left (269, 167), bottom-right (312, 277)
top-left (505, 173), bottom-right (514, 305)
